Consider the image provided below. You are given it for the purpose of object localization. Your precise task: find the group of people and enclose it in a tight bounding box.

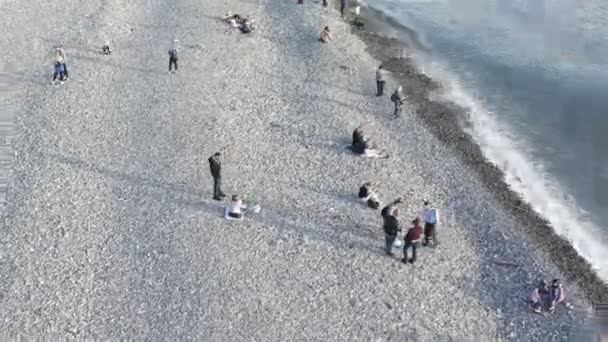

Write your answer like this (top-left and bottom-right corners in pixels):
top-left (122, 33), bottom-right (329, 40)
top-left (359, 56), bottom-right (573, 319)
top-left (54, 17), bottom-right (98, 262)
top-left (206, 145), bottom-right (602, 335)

top-left (528, 279), bottom-right (566, 313)
top-left (372, 196), bottom-right (439, 264)
top-left (223, 12), bottom-right (255, 34)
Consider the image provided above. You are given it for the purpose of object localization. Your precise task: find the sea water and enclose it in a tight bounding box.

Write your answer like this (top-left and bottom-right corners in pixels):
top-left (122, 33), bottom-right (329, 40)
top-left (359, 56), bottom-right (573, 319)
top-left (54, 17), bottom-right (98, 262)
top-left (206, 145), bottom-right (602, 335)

top-left (369, 0), bottom-right (608, 281)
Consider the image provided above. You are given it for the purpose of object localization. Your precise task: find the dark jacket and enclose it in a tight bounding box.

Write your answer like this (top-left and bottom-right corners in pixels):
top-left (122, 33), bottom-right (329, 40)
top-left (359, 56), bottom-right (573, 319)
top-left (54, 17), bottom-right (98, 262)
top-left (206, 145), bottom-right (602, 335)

top-left (405, 224), bottom-right (423, 242)
top-left (208, 154), bottom-right (221, 178)
top-left (383, 215), bottom-right (400, 236)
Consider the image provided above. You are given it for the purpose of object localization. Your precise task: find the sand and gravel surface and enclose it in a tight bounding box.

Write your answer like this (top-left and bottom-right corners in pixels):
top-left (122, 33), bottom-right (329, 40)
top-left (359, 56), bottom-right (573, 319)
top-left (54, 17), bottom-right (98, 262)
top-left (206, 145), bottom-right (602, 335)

top-left (0, 0), bottom-right (600, 340)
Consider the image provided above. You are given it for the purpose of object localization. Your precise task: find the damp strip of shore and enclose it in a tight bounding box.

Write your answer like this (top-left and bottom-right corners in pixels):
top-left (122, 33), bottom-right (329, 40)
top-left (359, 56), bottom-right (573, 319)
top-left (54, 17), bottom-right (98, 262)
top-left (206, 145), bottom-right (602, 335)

top-left (348, 6), bottom-right (608, 305)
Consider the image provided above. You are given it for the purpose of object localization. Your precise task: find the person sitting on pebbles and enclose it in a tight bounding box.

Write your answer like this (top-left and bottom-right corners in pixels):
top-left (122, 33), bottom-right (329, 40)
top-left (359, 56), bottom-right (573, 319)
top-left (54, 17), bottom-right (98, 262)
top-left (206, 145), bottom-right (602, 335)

top-left (358, 182), bottom-right (381, 209)
top-left (102, 41), bottom-right (111, 55)
top-left (225, 194), bottom-right (261, 220)
top-left (319, 26), bottom-right (333, 43)
top-left (529, 278), bottom-right (567, 313)
top-left (529, 280), bottom-right (550, 313)
top-left (349, 123), bottom-right (389, 159)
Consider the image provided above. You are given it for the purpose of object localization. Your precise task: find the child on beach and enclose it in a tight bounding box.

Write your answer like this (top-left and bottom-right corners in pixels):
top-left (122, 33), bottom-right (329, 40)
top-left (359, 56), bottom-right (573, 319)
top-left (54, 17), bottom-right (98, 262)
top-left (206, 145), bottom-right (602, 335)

top-left (224, 194), bottom-right (261, 220)
top-left (54, 46), bottom-right (68, 80)
top-left (319, 26), bottom-right (332, 43)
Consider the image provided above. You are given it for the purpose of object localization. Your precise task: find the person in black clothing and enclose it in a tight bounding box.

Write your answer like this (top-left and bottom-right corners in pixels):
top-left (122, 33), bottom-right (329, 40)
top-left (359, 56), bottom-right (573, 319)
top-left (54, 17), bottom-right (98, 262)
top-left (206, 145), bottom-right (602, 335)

top-left (208, 152), bottom-right (226, 200)
top-left (340, 0), bottom-right (347, 17)
top-left (381, 198), bottom-right (402, 255)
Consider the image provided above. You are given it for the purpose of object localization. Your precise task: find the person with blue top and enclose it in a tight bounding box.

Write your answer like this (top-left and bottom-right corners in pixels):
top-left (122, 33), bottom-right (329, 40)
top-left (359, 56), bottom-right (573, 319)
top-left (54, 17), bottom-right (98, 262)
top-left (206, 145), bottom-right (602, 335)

top-left (421, 200), bottom-right (440, 247)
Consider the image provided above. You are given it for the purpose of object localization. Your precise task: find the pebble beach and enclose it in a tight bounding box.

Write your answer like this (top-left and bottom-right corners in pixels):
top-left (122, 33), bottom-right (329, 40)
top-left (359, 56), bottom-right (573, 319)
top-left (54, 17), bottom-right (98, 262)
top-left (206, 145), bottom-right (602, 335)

top-left (0, 0), bottom-right (605, 340)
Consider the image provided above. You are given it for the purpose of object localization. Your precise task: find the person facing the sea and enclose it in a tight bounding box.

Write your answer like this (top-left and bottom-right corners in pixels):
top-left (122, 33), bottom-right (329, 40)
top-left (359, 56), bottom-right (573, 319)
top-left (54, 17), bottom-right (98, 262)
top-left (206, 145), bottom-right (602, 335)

top-left (208, 152), bottom-right (226, 200)
top-left (382, 198), bottom-right (403, 255)
top-left (548, 279), bottom-right (565, 313)
top-left (391, 86), bottom-right (405, 117)
top-left (319, 26), bottom-right (332, 43)
top-left (421, 200), bottom-right (439, 247)
top-left (376, 65), bottom-right (386, 96)
top-left (403, 217), bottom-right (424, 264)
top-left (226, 194), bottom-right (247, 219)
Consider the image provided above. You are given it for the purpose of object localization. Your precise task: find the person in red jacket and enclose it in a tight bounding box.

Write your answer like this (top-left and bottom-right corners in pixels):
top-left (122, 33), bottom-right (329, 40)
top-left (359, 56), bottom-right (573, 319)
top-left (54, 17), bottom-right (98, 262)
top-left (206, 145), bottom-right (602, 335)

top-left (402, 217), bottom-right (423, 264)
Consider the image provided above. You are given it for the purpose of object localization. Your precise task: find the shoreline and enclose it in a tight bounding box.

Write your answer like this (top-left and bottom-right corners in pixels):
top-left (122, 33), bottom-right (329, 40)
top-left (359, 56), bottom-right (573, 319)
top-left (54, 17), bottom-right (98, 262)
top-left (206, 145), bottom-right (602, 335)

top-left (350, 6), bottom-right (608, 305)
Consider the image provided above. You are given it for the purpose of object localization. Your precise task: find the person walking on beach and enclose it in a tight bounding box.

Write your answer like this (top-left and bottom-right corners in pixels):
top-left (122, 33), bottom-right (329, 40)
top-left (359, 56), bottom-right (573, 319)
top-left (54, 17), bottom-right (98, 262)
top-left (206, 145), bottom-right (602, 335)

top-left (54, 46), bottom-right (68, 80)
top-left (391, 86), bottom-right (405, 117)
top-left (381, 198), bottom-right (402, 256)
top-left (376, 65), bottom-right (386, 96)
top-left (208, 152), bottom-right (226, 201)
top-left (403, 217), bottom-right (424, 264)
top-left (421, 200), bottom-right (439, 247)
top-left (168, 40), bottom-right (179, 73)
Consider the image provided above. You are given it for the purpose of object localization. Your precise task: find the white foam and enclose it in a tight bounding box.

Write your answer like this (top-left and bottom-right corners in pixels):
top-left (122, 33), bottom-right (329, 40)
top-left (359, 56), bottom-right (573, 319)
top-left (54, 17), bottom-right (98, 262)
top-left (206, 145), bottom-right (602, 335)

top-left (417, 58), bottom-right (608, 282)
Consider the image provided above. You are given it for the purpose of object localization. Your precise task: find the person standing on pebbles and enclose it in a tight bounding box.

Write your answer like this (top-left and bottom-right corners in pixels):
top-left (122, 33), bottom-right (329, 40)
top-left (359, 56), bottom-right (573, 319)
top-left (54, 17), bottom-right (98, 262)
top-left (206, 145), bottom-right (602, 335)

top-left (168, 40), bottom-right (180, 73)
top-left (391, 86), bottom-right (406, 117)
top-left (376, 65), bottom-right (386, 96)
top-left (381, 198), bottom-right (403, 255)
top-left (53, 46), bottom-right (68, 81)
top-left (421, 200), bottom-right (440, 247)
top-left (208, 152), bottom-right (226, 200)
top-left (403, 217), bottom-right (424, 264)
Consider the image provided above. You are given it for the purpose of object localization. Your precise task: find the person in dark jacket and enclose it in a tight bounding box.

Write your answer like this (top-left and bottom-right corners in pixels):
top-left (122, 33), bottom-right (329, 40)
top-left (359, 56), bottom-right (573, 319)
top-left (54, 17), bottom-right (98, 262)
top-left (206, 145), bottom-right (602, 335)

top-left (208, 152), bottom-right (226, 200)
top-left (381, 198), bottom-right (402, 255)
top-left (340, 0), bottom-right (347, 17)
top-left (403, 217), bottom-right (423, 264)
top-left (168, 43), bottom-right (179, 72)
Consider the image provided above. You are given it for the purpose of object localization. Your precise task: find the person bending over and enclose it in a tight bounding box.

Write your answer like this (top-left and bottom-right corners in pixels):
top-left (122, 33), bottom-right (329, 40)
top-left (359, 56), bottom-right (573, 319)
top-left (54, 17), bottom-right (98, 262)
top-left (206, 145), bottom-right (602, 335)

top-left (391, 86), bottom-right (406, 117)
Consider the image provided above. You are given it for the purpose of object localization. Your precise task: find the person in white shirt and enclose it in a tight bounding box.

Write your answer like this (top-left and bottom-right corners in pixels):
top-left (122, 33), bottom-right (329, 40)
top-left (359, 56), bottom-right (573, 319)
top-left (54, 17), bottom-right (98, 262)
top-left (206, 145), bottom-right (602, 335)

top-left (226, 194), bottom-right (248, 219)
top-left (358, 182), bottom-right (381, 209)
top-left (376, 65), bottom-right (386, 96)
top-left (421, 200), bottom-right (439, 246)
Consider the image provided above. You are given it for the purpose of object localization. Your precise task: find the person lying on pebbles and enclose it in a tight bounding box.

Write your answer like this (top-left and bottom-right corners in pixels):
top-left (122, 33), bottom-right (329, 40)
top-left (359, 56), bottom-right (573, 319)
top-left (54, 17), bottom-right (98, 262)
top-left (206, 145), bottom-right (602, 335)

top-left (358, 181), bottom-right (381, 209)
top-left (402, 217), bottom-right (424, 264)
top-left (348, 123), bottom-right (389, 158)
top-left (381, 198), bottom-right (403, 256)
top-left (319, 26), bottom-right (332, 43)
